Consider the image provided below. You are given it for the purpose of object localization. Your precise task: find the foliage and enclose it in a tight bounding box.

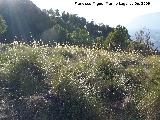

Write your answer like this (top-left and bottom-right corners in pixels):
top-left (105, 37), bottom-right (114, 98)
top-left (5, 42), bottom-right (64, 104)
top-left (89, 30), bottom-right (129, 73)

top-left (129, 28), bottom-right (156, 56)
top-left (68, 28), bottom-right (93, 47)
top-left (0, 0), bottom-right (51, 43)
top-left (0, 0), bottom-right (157, 55)
top-left (0, 15), bottom-right (7, 34)
top-left (0, 42), bottom-right (160, 119)
top-left (104, 25), bottom-right (131, 51)
top-left (0, 1), bottom-right (159, 120)
top-left (8, 59), bottom-right (48, 97)
top-left (42, 9), bottom-right (113, 46)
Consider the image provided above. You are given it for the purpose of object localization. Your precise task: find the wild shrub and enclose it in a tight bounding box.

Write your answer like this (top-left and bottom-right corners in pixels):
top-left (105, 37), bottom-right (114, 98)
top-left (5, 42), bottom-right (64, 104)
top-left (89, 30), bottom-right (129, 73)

top-left (55, 80), bottom-right (103, 120)
top-left (7, 59), bottom-right (49, 98)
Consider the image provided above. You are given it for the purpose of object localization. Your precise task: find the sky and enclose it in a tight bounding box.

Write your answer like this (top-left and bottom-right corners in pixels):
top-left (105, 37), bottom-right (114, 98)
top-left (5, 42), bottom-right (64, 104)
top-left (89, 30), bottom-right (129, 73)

top-left (31, 0), bottom-right (160, 27)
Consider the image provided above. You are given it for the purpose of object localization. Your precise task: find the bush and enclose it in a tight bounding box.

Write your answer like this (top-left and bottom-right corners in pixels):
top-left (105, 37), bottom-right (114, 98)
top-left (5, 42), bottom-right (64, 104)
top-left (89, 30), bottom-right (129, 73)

top-left (0, 42), bottom-right (160, 119)
top-left (55, 80), bottom-right (102, 120)
top-left (100, 85), bottom-right (127, 103)
top-left (7, 59), bottom-right (49, 98)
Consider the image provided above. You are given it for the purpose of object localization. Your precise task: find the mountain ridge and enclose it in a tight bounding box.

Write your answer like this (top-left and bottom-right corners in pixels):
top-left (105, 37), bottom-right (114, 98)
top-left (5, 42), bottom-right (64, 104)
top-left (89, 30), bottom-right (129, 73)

top-left (126, 12), bottom-right (160, 31)
top-left (0, 0), bottom-right (51, 43)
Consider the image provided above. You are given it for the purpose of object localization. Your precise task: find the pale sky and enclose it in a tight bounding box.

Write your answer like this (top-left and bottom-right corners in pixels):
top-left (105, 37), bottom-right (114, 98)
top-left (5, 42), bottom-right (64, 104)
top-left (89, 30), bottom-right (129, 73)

top-left (31, 0), bottom-right (160, 27)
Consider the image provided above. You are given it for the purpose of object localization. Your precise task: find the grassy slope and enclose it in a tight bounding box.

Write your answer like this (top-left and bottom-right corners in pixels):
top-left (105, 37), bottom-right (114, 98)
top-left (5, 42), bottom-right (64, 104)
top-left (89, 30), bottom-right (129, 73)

top-left (0, 42), bottom-right (160, 119)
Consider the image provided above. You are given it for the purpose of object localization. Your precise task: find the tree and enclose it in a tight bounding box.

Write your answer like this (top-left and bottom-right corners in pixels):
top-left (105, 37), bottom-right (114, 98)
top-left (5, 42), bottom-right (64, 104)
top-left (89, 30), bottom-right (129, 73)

top-left (68, 28), bottom-right (93, 46)
top-left (135, 28), bottom-right (154, 49)
top-left (86, 22), bottom-right (112, 39)
top-left (43, 8), bottom-right (113, 46)
top-left (95, 36), bottom-right (105, 49)
top-left (0, 15), bottom-right (7, 34)
top-left (104, 25), bottom-right (131, 51)
top-left (129, 28), bottom-right (156, 55)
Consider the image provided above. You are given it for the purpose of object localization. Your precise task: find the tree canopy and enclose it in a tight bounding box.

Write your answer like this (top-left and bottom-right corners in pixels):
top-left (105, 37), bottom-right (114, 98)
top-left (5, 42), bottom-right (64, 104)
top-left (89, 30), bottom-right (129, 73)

top-left (104, 25), bottom-right (131, 51)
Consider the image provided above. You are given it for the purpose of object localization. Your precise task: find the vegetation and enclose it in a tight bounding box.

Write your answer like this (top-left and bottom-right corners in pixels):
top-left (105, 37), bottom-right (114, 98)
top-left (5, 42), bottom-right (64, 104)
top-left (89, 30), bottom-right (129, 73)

top-left (0, 15), bottom-right (7, 34)
top-left (0, 0), bottom-right (51, 43)
top-left (0, 0), bottom-right (157, 54)
top-left (0, 42), bottom-right (160, 119)
top-left (103, 25), bottom-right (131, 51)
top-left (41, 9), bottom-right (113, 47)
top-left (0, 0), bottom-right (160, 119)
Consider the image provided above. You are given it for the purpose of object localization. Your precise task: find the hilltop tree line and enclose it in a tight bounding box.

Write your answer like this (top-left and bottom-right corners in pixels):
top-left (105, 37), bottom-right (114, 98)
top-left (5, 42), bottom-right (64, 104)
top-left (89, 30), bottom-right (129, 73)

top-left (41, 9), bottom-right (113, 46)
top-left (0, 0), bottom-right (158, 55)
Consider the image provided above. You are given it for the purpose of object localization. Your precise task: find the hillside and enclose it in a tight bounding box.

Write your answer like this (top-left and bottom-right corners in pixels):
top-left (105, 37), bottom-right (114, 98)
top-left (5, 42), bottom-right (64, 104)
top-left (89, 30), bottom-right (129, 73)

top-left (0, 0), bottom-right (114, 46)
top-left (0, 0), bottom-right (51, 43)
top-left (1, 0), bottom-right (156, 54)
top-left (127, 12), bottom-right (160, 31)
top-left (0, 42), bottom-right (160, 119)
top-left (0, 1), bottom-right (160, 119)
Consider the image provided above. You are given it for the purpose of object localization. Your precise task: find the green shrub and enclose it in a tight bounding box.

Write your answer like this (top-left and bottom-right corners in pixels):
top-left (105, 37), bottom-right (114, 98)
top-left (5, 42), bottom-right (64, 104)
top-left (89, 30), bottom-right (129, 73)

top-left (1, 42), bottom-right (160, 119)
top-left (56, 80), bottom-right (103, 120)
top-left (7, 59), bottom-right (49, 98)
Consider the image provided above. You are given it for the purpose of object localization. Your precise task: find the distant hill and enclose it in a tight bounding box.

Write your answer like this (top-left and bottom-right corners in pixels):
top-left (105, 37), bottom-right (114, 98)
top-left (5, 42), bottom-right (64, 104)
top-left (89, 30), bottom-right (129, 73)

top-left (126, 12), bottom-right (160, 49)
top-left (0, 0), bottom-right (51, 43)
top-left (127, 12), bottom-right (160, 31)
